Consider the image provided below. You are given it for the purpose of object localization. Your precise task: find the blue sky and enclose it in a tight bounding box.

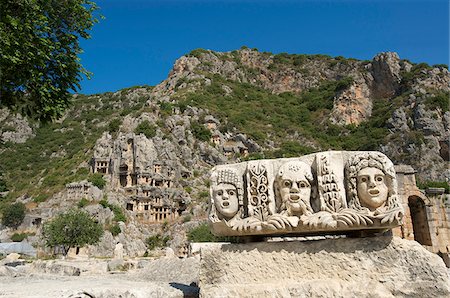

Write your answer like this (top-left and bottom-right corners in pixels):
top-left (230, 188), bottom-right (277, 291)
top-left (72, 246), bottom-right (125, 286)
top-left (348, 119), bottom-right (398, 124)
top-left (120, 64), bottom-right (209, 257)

top-left (79, 0), bottom-right (449, 95)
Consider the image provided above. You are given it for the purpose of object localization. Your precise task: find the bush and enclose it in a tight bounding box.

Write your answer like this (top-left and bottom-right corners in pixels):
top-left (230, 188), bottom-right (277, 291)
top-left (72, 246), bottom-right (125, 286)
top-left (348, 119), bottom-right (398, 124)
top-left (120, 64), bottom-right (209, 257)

top-left (43, 209), bottom-right (103, 256)
top-left (11, 232), bottom-right (29, 242)
top-left (183, 215), bottom-right (192, 223)
top-left (77, 198), bottom-right (89, 208)
top-left (424, 91), bottom-right (450, 112)
top-left (269, 141), bottom-right (314, 158)
top-left (0, 179), bottom-right (7, 192)
top-left (134, 120), bottom-right (157, 138)
top-left (191, 122), bottom-right (211, 142)
top-left (109, 223), bottom-right (121, 236)
top-left (108, 118), bottom-right (121, 133)
top-left (146, 234), bottom-right (170, 250)
top-left (88, 173), bottom-right (106, 189)
top-left (99, 199), bottom-right (127, 222)
top-left (417, 180), bottom-right (450, 194)
top-left (1, 202), bottom-right (26, 229)
top-left (110, 204), bottom-right (127, 222)
top-left (187, 223), bottom-right (216, 242)
top-left (33, 194), bottom-right (48, 203)
top-left (198, 191), bottom-right (209, 200)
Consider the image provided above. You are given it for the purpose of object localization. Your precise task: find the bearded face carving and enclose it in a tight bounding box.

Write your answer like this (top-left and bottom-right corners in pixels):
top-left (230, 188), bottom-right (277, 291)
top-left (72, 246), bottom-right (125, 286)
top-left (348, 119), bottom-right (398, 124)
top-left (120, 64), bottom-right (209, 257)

top-left (275, 161), bottom-right (313, 216)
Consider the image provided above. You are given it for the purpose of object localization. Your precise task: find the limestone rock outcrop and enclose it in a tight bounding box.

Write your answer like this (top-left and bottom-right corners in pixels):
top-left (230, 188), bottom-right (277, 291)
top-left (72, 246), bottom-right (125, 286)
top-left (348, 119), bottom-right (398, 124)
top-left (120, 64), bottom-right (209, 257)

top-left (199, 236), bottom-right (450, 298)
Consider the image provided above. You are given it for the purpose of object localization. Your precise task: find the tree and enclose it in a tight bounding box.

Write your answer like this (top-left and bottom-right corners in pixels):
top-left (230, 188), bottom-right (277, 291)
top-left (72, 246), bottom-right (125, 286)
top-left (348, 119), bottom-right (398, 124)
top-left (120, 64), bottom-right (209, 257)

top-left (88, 173), bottom-right (106, 189)
top-left (1, 202), bottom-right (26, 229)
top-left (42, 209), bottom-right (103, 256)
top-left (0, 0), bottom-right (100, 121)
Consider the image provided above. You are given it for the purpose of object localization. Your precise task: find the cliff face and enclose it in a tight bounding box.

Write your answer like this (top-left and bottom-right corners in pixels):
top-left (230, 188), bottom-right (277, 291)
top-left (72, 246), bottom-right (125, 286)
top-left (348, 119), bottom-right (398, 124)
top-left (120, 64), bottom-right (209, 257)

top-left (0, 48), bottom-right (448, 255)
top-left (149, 48), bottom-right (449, 181)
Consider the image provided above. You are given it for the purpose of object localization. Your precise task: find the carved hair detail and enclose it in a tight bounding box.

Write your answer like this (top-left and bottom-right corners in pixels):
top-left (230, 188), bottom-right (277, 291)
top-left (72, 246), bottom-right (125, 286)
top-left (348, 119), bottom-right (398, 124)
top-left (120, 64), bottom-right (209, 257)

top-left (277, 161), bottom-right (314, 183)
top-left (215, 169), bottom-right (244, 206)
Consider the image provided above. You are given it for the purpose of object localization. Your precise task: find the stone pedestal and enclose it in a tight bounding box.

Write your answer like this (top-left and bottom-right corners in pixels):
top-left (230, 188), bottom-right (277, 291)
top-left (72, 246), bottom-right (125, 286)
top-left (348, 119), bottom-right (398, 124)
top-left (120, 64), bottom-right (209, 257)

top-left (199, 236), bottom-right (450, 297)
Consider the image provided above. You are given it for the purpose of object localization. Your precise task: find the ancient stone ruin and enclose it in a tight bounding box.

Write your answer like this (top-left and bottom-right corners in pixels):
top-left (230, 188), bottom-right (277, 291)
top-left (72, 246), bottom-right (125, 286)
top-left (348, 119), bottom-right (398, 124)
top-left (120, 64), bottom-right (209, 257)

top-left (393, 165), bottom-right (450, 266)
top-left (91, 133), bottom-right (189, 224)
top-left (209, 151), bottom-right (404, 236)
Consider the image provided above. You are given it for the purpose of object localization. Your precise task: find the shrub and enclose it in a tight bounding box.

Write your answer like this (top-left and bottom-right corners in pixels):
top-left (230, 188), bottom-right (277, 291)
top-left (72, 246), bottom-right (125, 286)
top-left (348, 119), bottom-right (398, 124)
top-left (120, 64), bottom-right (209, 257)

top-left (183, 215), bottom-right (192, 223)
top-left (0, 179), bottom-right (7, 192)
top-left (191, 122), bottom-right (211, 142)
top-left (88, 173), bottom-right (106, 189)
top-left (42, 209), bottom-right (103, 256)
top-left (109, 224), bottom-right (121, 236)
top-left (1, 202), bottom-right (26, 229)
top-left (77, 198), bottom-right (89, 208)
top-left (417, 181), bottom-right (450, 194)
top-left (11, 233), bottom-right (28, 242)
top-left (134, 120), bottom-right (157, 138)
top-left (424, 91), bottom-right (450, 112)
top-left (159, 101), bottom-right (174, 116)
top-left (99, 199), bottom-right (127, 222)
top-left (187, 223), bottom-right (216, 242)
top-left (269, 141), bottom-right (314, 158)
top-left (108, 118), bottom-right (121, 133)
top-left (198, 191), bottom-right (209, 200)
top-left (99, 198), bottom-right (109, 208)
top-left (110, 204), bottom-right (127, 222)
top-left (33, 194), bottom-right (48, 203)
top-left (146, 234), bottom-right (170, 250)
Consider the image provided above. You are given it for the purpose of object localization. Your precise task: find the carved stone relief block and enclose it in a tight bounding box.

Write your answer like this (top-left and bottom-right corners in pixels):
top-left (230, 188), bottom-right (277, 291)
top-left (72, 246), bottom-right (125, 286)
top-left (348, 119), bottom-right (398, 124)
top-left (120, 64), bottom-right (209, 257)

top-left (209, 151), bottom-right (404, 236)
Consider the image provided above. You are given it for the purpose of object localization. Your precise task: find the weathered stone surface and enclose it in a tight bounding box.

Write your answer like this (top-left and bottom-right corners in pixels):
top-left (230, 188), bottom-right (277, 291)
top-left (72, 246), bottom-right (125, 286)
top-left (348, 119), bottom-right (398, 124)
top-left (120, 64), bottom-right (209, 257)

top-left (199, 236), bottom-right (450, 298)
top-left (370, 52), bottom-right (401, 98)
top-left (0, 109), bottom-right (35, 144)
top-left (330, 81), bottom-right (372, 125)
top-left (0, 256), bottom-right (200, 297)
top-left (32, 260), bottom-right (81, 276)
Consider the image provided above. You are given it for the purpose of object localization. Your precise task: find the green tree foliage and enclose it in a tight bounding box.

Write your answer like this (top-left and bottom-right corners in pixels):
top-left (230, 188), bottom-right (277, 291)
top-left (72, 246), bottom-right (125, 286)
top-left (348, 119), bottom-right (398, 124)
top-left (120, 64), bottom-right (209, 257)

top-left (187, 223), bottom-right (217, 242)
top-left (108, 223), bottom-right (121, 236)
top-left (77, 197), bottom-right (89, 208)
top-left (0, 179), bottom-right (7, 192)
top-left (0, 0), bottom-right (100, 121)
top-left (146, 234), bottom-right (170, 250)
top-left (42, 209), bottom-right (103, 256)
top-left (0, 169), bottom-right (8, 192)
top-left (134, 120), bottom-right (157, 138)
top-left (108, 118), bottom-right (121, 133)
top-left (191, 121), bottom-right (212, 142)
top-left (1, 202), bottom-right (26, 229)
top-left (187, 223), bottom-right (239, 243)
top-left (417, 180), bottom-right (450, 194)
top-left (99, 198), bottom-right (127, 222)
top-left (11, 232), bottom-right (30, 242)
top-left (88, 173), bottom-right (106, 189)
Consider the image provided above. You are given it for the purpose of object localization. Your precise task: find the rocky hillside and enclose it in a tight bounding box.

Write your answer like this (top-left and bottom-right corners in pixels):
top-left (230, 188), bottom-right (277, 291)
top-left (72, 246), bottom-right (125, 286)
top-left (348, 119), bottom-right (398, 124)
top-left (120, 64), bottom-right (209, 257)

top-left (0, 48), bottom-right (448, 256)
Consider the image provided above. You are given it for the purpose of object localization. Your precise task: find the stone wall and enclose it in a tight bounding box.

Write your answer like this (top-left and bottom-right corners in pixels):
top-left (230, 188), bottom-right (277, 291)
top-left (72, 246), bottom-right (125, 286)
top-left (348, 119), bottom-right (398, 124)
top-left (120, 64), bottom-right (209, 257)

top-left (394, 165), bottom-right (450, 266)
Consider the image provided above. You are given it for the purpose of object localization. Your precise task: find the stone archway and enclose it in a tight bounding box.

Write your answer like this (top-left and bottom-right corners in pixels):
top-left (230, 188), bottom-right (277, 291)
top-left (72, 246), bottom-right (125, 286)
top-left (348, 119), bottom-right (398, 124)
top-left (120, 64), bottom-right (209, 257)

top-left (408, 196), bottom-right (432, 246)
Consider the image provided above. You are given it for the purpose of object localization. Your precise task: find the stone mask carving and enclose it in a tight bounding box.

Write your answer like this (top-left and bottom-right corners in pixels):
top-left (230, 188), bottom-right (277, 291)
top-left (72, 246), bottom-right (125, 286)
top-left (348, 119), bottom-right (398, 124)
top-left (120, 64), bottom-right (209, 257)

top-left (210, 169), bottom-right (243, 221)
top-left (356, 167), bottom-right (388, 210)
top-left (345, 152), bottom-right (397, 213)
top-left (214, 183), bottom-right (239, 219)
top-left (275, 161), bottom-right (313, 216)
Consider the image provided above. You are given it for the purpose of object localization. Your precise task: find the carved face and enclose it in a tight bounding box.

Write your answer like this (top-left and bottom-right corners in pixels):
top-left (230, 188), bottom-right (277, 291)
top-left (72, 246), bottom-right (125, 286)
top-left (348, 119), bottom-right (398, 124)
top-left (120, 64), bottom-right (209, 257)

top-left (357, 167), bottom-right (388, 210)
top-left (214, 183), bottom-right (239, 219)
top-left (278, 170), bottom-right (311, 212)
